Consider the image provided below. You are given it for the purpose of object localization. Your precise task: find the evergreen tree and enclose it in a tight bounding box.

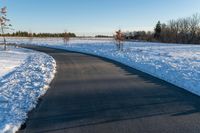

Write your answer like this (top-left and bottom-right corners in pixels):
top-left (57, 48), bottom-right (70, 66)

top-left (154, 21), bottom-right (162, 40)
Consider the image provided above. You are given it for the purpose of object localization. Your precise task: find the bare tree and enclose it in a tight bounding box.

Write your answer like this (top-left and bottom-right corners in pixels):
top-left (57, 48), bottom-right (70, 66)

top-left (168, 20), bottom-right (180, 43)
top-left (0, 6), bottom-right (11, 50)
top-left (159, 14), bottom-right (200, 44)
top-left (115, 29), bottom-right (124, 51)
top-left (178, 18), bottom-right (190, 43)
top-left (63, 31), bottom-right (70, 45)
top-left (160, 23), bottom-right (169, 42)
top-left (28, 31), bottom-right (34, 44)
top-left (188, 14), bottom-right (200, 43)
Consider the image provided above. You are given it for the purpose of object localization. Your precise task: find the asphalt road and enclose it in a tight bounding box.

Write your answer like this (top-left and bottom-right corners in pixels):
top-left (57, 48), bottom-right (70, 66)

top-left (19, 46), bottom-right (200, 133)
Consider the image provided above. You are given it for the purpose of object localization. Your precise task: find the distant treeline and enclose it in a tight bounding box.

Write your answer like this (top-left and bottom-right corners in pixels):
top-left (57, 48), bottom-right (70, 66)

top-left (95, 35), bottom-right (113, 38)
top-left (124, 13), bottom-right (200, 44)
top-left (0, 31), bottom-right (76, 38)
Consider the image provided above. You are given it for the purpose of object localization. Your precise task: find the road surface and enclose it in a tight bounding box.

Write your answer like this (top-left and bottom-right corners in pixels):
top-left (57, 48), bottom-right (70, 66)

top-left (19, 46), bottom-right (200, 133)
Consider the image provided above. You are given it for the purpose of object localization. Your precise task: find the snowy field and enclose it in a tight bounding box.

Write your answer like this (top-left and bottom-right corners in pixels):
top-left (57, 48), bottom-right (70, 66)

top-left (0, 45), bottom-right (56, 133)
top-left (4, 37), bottom-right (200, 97)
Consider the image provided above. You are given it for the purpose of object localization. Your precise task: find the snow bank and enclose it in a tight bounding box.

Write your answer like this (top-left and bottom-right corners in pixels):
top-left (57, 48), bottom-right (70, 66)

top-left (0, 46), bottom-right (56, 133)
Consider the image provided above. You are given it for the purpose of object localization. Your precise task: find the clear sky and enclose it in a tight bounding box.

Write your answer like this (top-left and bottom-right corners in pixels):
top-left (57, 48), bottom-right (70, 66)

top-left (2, 0), bottom-right (200, 36)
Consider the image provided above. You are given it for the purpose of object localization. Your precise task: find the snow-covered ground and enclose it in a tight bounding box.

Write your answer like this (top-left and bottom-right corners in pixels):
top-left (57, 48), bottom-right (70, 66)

top-left (1, 37), bottom-right (200, 131)
top-left (0, 37), bottom-right (199, 133)
top-left (5, 37), bottom-right (200, 97)
top-left (0, 45), bottom-right (56, 133)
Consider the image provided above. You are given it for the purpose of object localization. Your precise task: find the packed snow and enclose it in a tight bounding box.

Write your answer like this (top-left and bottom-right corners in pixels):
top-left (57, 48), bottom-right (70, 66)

top-left (5, 37), bottom-right (200, 97)
top-left (0, 45), bottom-right (56, 133)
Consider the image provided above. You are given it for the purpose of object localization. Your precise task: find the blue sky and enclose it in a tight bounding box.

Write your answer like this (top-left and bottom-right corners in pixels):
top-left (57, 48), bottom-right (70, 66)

top-left (3, 0), bottom-right (200, 36)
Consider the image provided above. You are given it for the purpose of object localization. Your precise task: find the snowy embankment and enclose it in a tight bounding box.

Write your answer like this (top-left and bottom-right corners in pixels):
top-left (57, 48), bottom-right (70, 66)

top-left (3, 37), bottom-right (200, 97)
top-left (0, 46), bottom-right (56, 133)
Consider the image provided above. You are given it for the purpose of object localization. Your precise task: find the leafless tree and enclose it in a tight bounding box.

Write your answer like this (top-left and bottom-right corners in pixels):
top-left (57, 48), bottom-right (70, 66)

top-left (28, 31), bottom-right (34, 44)
top-left (178, 18), bottom-right (190, 43)
top-left (0, 6), bottom-right (11, 50)
top-left (160, 13), bottom-right (200, 44)
top-left (115, 29), bottom-right (124, 51)
top-left (168, 20), bottom-right (180, 43)
top-left (63, 31), bottom-right (70, 45)
top-left (188, 14), bottom-right (200, 43)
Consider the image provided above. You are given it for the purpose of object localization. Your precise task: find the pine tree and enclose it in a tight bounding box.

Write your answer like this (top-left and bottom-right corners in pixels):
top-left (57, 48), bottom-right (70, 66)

top-left (154, 21), bottom-right (162, 40)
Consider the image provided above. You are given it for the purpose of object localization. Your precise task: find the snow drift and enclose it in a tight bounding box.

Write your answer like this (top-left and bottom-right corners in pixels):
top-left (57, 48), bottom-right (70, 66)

top-left (0, 46), bottom-right (56, 133)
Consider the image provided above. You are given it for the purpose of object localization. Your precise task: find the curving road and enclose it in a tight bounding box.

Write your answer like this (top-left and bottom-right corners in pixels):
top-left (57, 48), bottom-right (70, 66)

top-left (19, 46), bottom-right (200, 133)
